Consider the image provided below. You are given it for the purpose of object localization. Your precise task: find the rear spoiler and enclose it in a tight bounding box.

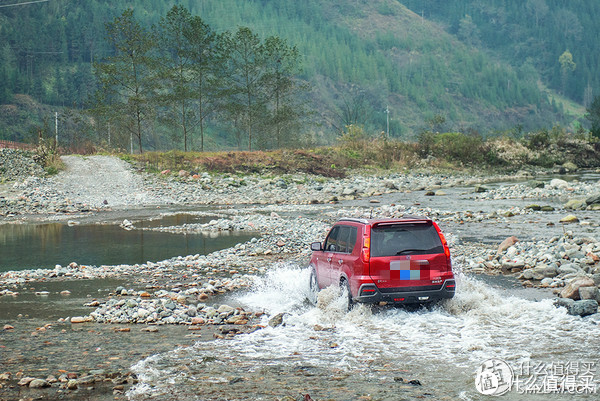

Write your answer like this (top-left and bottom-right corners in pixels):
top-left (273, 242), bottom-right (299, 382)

top-left (372, 219), bottom-right (432, 228)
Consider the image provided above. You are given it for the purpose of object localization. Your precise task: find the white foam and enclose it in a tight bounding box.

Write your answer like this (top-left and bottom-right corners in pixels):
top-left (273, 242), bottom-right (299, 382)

top-left (129, 265), bottom-right (600, 400)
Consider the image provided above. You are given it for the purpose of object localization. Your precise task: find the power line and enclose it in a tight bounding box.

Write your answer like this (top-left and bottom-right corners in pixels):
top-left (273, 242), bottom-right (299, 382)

top-left (0, 0), bottom-right (49, 8)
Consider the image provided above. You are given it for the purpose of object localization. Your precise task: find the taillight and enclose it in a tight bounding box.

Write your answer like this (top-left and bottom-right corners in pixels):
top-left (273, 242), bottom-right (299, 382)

top-left (433, 222), bottom-right (452, 268)
top-left (361, 226), bottom-right (371, 262)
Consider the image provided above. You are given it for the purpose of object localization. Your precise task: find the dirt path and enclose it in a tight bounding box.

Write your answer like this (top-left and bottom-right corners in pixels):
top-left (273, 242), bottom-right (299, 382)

top-left (54, 155), bottom-right (153, 208)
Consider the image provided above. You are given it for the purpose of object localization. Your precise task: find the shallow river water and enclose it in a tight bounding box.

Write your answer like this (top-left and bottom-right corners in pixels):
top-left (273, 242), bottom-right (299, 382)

top-left (127, 265), bottom-right (600, 401)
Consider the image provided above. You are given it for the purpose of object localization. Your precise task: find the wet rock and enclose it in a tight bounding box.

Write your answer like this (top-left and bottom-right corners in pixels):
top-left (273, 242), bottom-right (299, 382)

top-left (586, 194), bottom-right (600, 205)
top-left (67, 379), bottom-right (78, 390)
top-left (560, 277), bottom-right (595, 300)
top-left (569, 300), bottom-right (598, 317)
top-left (474, 185), bottom-right (488, 193)
top-left (559, 215), bottom-right (579, 224)
top-left (268, 312), bottom-right (285, 328)
top-left (564, 199), bottom-right (586, 210)
top-left (528, 180), bottom-right (545, 189)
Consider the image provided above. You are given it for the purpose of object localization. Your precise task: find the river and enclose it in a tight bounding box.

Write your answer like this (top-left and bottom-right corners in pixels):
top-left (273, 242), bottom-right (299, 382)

top-left (2, 173), bottom-right (600, 400)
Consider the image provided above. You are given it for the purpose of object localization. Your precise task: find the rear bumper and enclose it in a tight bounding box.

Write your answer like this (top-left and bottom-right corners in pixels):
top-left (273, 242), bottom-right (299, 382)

top-left (355, 279), bottom-right (456, 304)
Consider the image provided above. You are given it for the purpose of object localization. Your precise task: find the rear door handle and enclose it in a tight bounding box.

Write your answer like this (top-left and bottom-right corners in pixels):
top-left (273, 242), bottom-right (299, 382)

top-left (415, 260), bottom-right (429, 266)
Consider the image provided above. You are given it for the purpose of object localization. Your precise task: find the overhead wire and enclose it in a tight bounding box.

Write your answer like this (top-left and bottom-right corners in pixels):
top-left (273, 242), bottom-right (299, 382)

top-left (0, 0), bottom-right (50, 8)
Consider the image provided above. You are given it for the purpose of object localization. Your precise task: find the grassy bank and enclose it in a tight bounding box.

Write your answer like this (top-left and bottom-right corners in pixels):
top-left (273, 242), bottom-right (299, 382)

top-left (122, 128), bottom-right (600, 178)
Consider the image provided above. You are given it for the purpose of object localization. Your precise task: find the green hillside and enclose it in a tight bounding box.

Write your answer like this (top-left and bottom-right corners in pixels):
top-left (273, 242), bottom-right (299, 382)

top-left (0, 0), bottom-right (589, 150)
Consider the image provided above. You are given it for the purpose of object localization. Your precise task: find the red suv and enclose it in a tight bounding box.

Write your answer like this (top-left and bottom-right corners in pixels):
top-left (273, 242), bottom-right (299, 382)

top-left (308, 217), bottom-right (455, 306)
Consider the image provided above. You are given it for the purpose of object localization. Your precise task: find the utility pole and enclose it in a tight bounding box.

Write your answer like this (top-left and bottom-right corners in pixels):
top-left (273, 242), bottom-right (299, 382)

top-left (385, 106), bottom-right (390, 138)
top-left (130, 132), bottom-right (133, 154)
top-left (54, 111), bottom-right (58, 149)
top-left (108, 122), bottom-right (111, 148)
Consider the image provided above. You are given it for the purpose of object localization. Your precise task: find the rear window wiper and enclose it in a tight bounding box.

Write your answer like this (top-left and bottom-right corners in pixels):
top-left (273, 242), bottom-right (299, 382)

top-left (396, 249), bottom-right (429, 255)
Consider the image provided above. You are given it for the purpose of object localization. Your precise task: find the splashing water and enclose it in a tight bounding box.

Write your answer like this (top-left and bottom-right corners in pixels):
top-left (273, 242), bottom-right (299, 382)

top-left (129, 264), bottom-right (600, 400)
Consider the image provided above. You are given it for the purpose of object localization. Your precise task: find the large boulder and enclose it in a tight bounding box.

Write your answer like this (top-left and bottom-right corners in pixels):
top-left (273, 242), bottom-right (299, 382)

top-left (560, 277), bottom-right (595, 300)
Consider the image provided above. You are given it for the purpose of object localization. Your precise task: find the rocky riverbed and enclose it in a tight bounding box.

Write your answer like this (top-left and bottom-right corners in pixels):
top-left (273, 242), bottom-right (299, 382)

top-left (2, 152), bottom-right (600, 400)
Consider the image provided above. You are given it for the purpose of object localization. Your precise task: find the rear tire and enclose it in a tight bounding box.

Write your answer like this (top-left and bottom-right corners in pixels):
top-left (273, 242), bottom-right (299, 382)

top-left (340, 278), bottom-right (353, 311)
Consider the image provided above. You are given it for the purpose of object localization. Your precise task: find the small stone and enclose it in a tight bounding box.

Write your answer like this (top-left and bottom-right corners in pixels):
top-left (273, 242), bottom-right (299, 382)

top-left (3, 324), bottom-right (14, 330)
top-left (18, 377), bottom-right (35, 386)
top-left (60, 290), bottom-right (71, 296)
top-left (67, 379), bottom-right (78, 390)
top-left (28, 379), bottom-right (50, 388)
top-left (217, 305), bottom-right (234, 314)
top-left (141, 326), bottom-right (158, 333)
top-left (70, 316), bottom-right (87, 324)
top-left (497, 236), bottom-right (518, 254)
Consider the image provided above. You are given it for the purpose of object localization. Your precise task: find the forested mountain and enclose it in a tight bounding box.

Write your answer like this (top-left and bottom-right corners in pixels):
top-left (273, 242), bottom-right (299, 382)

top-left (0, 0), bottom-right (595, 151)
top-left (400, 0), bottom-right (599, 107)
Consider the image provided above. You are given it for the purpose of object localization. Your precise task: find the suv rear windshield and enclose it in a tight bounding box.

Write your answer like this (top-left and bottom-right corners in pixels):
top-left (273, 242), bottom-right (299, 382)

top-left (371, 223), bottom-right (444, 257)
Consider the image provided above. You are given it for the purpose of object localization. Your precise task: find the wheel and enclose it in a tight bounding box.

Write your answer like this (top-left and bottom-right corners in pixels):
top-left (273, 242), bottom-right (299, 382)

top-left (340, 278), bottom-right (353, 311)
top-left (308, 267), bottom-right (320, 305)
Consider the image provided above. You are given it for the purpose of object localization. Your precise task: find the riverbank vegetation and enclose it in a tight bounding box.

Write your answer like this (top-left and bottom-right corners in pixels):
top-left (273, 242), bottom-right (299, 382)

top-left (126, 126), bottom-right (600, 178)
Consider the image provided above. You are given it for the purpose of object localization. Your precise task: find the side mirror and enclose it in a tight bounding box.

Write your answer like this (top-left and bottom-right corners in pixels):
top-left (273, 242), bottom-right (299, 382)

top-left (311, 242), bottom-right (323, 251)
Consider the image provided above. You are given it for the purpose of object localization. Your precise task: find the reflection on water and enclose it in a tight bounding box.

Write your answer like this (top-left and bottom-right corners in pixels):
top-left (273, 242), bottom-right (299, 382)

top-left (0, 215), bottom-right (255, 271)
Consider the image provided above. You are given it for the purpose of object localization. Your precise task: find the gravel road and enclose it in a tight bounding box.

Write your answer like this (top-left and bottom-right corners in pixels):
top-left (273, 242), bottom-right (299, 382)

top-left (52, 155), bottom-right (155, 208)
